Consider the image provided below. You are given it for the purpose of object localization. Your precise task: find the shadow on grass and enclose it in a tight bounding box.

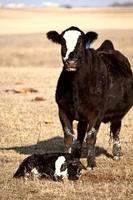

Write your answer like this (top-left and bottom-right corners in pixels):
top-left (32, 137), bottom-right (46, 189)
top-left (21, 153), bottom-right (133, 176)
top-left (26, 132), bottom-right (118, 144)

top-left (0, 136), bottom-right (64, 155)
top-left (0, 136), bottom-right (113, 158)
top-left (81, 144), bottom-right (113, 159)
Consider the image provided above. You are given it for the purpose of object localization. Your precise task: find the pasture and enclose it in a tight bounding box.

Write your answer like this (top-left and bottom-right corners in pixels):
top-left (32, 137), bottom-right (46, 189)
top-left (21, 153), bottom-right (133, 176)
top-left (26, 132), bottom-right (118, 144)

top-left (0, 7), bottom-right (133, 200)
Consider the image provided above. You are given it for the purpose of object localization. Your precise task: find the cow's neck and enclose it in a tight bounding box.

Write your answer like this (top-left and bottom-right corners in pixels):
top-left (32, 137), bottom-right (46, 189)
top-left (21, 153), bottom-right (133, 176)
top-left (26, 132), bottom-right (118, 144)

top-left (77, 49), bottom-right (92, 80)
top-left (71, 50), bottom-right (93, 119)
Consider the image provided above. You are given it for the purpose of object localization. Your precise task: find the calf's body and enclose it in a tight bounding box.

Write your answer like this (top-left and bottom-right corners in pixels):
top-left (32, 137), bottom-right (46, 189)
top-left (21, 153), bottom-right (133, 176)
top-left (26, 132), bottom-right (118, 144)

top-left (14, 153), bottom-right (85, 181)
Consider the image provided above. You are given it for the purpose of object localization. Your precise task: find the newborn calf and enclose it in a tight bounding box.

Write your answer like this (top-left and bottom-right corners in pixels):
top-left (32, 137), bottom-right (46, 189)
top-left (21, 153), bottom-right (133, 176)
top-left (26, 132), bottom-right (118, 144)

top-left (14, 153), bottom-right (86, 181)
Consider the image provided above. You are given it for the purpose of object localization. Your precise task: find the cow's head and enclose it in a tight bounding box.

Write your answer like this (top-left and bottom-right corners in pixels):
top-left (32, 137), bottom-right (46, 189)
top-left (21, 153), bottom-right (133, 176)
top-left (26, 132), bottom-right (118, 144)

top-left (53, 156), bottom-right (86, 181)
top-left (47, 26), bottom-right (98, 72)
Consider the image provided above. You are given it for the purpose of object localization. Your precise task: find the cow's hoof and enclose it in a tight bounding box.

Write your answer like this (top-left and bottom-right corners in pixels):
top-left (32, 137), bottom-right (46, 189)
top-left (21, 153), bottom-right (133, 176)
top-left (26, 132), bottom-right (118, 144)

top-left (113, 156), bottom-right (120, 161)
top-left (87, 167), bottom-right (93, 171)
top-left (87, 156), bottom-right (96, 170)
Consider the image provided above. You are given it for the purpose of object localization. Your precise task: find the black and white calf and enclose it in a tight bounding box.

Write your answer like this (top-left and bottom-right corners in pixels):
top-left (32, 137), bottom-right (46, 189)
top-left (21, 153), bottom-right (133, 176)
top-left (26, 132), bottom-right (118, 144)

top-left (14, 153), bottom-right (86, 181)
top-left (47, 26), bottom-right (133, 169)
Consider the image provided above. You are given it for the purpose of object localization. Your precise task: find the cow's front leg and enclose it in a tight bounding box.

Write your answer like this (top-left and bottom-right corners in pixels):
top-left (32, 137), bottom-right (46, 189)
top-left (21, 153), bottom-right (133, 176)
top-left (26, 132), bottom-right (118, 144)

top-left (86, 115), bottom-right (102, 170)
top-left (86, 126), bottom-right (98, 169)
top-left (59, 108), bottom-right (74, 153)
top-left (72, 121), bottom-right (88, 158)
top-left (110, 121), bottom-right (122, 160)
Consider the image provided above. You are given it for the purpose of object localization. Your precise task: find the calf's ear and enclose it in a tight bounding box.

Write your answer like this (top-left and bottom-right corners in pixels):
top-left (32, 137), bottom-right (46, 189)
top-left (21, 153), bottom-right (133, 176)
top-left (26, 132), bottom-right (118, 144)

top-left (84, 31), bottom-right (98, 49)
top-left (47, 31), bottom-right (62, 44)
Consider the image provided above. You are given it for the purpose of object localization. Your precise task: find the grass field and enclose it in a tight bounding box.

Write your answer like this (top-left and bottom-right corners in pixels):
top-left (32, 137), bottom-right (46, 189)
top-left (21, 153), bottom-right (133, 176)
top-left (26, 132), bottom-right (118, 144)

top-left (0, 7), bottom-right (133, 200)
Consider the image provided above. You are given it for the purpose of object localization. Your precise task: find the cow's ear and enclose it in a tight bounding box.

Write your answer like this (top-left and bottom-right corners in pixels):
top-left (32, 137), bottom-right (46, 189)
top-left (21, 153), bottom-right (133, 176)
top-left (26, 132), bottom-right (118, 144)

top-left (84, 31), bottom-right (98, 49)
top-left (47, 31), bottom-right (62, 44)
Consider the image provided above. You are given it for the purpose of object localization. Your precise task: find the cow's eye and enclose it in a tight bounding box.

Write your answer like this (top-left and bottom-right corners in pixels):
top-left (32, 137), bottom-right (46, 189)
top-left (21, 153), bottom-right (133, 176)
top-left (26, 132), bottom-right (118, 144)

top-left (60, 163), bottom-right (67, 172)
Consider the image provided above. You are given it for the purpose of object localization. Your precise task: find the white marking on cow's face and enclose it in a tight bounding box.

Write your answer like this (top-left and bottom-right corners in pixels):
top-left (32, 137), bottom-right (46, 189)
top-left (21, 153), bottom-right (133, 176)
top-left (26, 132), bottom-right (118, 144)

top-left (54, 156), bottom-right (68, 179)
top-left (63, 30), bottom-right (81, 61)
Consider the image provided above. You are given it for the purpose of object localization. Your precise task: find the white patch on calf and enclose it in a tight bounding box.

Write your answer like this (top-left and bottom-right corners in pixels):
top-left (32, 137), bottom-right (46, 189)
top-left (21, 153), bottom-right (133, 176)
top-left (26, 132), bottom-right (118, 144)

top-left (63, 30), bottom-right (81, 61)
top-left (54, 156), bottom-right (68, 178)
top-left (31, 168), bottom-right (39, 175)
top-left (31, 168), bottom-right (40, 178)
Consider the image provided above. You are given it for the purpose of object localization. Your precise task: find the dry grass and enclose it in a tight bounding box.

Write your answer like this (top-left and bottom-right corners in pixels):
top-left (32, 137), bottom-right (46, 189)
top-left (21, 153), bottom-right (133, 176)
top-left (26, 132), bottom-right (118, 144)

top-left (0, 7), bottom-right (133, 200)
top-left (0, 30), bottom-right (133, 68)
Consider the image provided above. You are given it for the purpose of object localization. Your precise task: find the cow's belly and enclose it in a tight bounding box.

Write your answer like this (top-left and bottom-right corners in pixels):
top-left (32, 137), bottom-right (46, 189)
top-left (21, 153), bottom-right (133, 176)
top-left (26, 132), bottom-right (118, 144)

top-left (102, 78), bottom-right (133, 122)
top-left (103, 98), bottom-right (132, 123)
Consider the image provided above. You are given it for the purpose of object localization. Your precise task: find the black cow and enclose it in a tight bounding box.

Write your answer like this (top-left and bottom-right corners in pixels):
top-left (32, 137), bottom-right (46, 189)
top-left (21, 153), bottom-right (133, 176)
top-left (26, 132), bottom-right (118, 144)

top-left (47, 26), bottom-right (133, 169)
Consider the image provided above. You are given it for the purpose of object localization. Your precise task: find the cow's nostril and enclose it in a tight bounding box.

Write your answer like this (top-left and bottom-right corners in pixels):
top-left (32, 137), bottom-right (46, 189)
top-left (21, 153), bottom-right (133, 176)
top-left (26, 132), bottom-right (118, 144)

top-left (66, 59), bottom-right (77, 64)
top-left (66, 59), bottom-right (69, 64)
top-left (64, 58), bottom-right (78, 71)
top-left (65, 59), bottom-right (77, 67)
top-left (66, 59), bottom-right (73, 64)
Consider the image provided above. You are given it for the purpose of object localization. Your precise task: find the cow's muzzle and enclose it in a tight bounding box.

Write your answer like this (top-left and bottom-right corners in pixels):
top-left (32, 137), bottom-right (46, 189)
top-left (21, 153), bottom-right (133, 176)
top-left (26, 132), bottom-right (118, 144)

top-left (64, 59), bottom-right (78, 72)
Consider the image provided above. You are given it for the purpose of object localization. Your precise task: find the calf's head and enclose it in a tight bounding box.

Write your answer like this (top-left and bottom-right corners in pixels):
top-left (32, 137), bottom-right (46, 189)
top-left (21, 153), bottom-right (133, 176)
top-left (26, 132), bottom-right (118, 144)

top-left (47, 26), bottom-right (98, 72)
top-left (53, 156), bottom-right (86, 181)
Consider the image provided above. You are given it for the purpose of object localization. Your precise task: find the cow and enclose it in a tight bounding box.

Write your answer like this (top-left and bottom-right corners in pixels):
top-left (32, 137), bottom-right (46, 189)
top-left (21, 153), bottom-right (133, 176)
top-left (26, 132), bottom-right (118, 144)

top-left (13, 153), bottom-right (86, 181)
top-left (47, 26), bottom-right (133, 169)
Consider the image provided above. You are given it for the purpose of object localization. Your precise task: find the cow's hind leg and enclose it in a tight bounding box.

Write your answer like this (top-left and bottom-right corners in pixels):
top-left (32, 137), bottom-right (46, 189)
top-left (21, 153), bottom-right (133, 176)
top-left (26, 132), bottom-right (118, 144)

top-left (111, 121), bottom-right (122, 160)
top-left (72, 121), bottom-right (87, 158)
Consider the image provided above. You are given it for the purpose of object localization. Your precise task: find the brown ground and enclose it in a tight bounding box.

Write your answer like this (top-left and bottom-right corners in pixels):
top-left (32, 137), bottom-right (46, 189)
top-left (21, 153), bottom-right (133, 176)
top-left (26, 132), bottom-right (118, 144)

top-left (0, 7), bottom-right (133, 200)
